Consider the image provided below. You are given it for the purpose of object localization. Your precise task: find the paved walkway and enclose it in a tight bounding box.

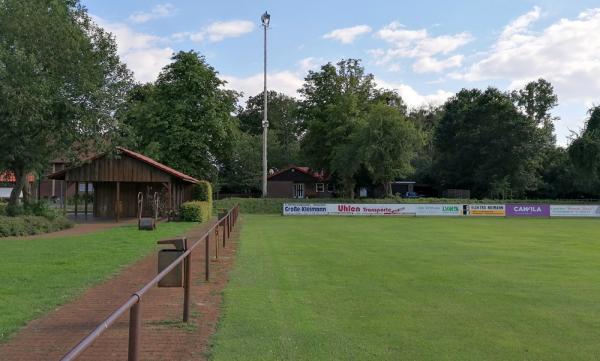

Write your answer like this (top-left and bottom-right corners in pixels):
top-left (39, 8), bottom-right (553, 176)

top-left (0, 218), bottom-right (241, 360)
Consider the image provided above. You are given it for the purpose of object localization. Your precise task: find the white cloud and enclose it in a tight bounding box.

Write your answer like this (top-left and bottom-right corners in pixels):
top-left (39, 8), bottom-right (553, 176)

top-left (221, 71), bottom-right (304, 102)
top-left (412, 55), bottom-right (464, 73)
top-left (372, 21), bottom-right (472, 73)
top-left (129, 3), bottom-right (176, 24)
top-left (376, 78), bottom-right (453, 108)
top-left (323, 25), bottom-right (372, 44)
top-left (190, 20), bottom-right (254, 42)
top-left (462, 7), bottom-right (600, 104)
top-left (298, 57), bottom-right (325, 73)
top-left (93, 16), bottom-right (173, 83)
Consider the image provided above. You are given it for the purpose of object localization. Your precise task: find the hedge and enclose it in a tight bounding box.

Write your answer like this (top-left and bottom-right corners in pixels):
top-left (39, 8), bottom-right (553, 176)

top-left (192, 181), bottom-right (213, 204)
top-left (0, 215), bottom-right (72, 237)
top-left (180, 201), bottom-right (212, 222)
top-left (214, 197), bottom-right (600, 214)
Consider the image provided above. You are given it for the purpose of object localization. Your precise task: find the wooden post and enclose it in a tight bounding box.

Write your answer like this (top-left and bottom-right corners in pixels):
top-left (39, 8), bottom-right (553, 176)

top-left (63, 181), bottom-right (67, 213)
top-left (168, 182), bottom-right (172, 221)
top-left (116, 181), bottom-right (120, 223)
top-left (84, 182), bottom-right (89, 221)
top-left (74, 181), bottom-right (79, 219)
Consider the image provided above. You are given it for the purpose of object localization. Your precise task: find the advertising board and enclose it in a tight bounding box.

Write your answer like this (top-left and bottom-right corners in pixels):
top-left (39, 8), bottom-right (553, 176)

top-left (282, 204), bottom-right (328, 216)
top-left (550, 205), bottom-right (600, 217)
top-left (465, 204), bottom-right (505, 216)
top-left (283, 203), bottom-right (417, 216)
top-left (416, 204), bottom-right (462, 216)
top-left (506, 204), bottom-right (550, 217)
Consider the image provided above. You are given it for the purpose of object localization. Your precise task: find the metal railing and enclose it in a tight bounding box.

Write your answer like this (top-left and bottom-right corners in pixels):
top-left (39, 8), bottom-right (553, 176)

top-left (60, 205), bottom-right (240, 361)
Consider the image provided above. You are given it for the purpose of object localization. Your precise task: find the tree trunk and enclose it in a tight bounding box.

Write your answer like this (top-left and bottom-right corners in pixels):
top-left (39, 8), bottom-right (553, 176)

top-left (383, 181), bottom-right (392, 198)
top-left (9, 166), bottom-right (30, 206)
top-left (346, 178), bottom-right (355, 199)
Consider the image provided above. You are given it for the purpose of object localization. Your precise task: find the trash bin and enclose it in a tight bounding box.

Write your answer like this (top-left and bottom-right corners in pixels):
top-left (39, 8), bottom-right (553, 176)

top-left (139, 217), bottom-right (156, 230)
top-left (157, 238), bottom-right (187, 287)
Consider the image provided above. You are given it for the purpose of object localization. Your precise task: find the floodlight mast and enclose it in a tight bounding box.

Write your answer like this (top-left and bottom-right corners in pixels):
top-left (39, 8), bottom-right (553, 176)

top-left (261, 11), bottom-right (270, 197)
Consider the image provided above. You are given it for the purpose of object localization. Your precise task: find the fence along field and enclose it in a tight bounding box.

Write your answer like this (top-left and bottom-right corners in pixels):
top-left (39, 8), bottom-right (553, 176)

top-left (282, 203), bottom-right (600, 217)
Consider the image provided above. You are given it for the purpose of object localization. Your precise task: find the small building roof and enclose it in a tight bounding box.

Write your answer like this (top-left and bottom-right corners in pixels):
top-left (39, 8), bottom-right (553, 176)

top-left (47, 146), bottom-right (200, 184)
top-left (268, 165), bottom-right (330, 182)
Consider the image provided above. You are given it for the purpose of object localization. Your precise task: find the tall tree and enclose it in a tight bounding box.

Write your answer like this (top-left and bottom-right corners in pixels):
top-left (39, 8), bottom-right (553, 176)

top-left (0, 0), bottom-right (133, 207)
top-left (407, 105), bottom-right (444, 184)
top-left (433, 88), bottom-right (542, 198)
top-left (569, 106), bottom-right (600, 195)
top-left (511, 78), bottom-right (558, 153)
top-left (238, 91), bottom-right (302, 167)
top-left (120, 51), bottom-right (238, 181)
top-left (355, 103), bottom-right (420, 196)
top-left (299, 59), bottom-right (377, 196)
top-left (299, 59), bottom-right (376, 169)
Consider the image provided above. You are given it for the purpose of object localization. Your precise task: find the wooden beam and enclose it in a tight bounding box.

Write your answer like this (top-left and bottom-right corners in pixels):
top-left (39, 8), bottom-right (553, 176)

top-left (84, 182), bottom-right (89, 221)
top-left (116, 181), bottom-right (120, 223)
top-left (168, 182), bottom-right (172, 221)
top-left (74, 181), bottom-right (79, 219)
top-left (63, 181), bottom-right (67, 213)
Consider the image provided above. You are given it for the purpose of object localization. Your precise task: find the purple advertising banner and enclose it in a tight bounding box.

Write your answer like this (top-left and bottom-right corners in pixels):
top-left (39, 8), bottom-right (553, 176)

top-left (506, 204), bottom-right (550, 217)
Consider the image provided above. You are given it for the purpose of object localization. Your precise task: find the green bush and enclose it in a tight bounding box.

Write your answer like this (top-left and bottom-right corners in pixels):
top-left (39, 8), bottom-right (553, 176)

top-left (180, 201), bottom-right (212, 222)
top-left (214, 197), bottom-right (600, 214)
top-left (0, 201), bottom-right (6, 216)
top-left (192, 181), bottom-right (213, 203)
top-left (0, 215), bottom-right (72, 237)
top-left (24, 200), bottom-right (63, 220)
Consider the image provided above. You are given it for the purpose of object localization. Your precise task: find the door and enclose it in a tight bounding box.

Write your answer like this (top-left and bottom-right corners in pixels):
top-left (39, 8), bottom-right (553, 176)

top-left (294, 183), bottom-right (305, 199)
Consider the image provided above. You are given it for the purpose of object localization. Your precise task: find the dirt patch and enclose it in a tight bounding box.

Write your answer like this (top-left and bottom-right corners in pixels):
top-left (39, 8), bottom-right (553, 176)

top-left (0, 218), bottom-right (241, 360)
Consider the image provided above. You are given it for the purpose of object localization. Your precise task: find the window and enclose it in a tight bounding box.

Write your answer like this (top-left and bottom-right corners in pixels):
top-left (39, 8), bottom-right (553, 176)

top-left (315, 183), bottom-right (325, 192)
top-left (327, 183), bottom-right (335, 192)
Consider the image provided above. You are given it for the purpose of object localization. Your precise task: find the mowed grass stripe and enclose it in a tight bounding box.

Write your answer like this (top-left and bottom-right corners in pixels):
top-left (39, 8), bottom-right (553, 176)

top-left (0, 222), bottom-right (197, 342)
top-left (211, 215), bottom-right (600, 361)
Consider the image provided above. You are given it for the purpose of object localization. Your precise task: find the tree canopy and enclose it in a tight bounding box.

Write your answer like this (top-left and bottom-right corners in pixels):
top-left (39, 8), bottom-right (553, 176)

top-left (433, 88), bottom-right (542, 198)
top-left (569, 106), bottom-right (600, 193)
top-left (0, 0), bottom-right (133, 207)
top-left (120, 51), bottom-right (238, 181)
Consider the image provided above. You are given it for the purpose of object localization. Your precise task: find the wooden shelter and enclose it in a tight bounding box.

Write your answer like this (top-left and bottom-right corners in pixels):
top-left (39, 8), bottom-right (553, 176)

top-left (47, 147), bottom-right (200, 221)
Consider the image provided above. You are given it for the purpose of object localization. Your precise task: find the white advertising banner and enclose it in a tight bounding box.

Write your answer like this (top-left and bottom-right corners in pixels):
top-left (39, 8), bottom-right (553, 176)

top-left (331, 203), bottom-right (417, 216)
top-left (550, 205), bottom-right (600, 217)
top-left (416, 204), bottom-right (462, 216)
top-left (282, 204), bottom-right (328, 216)
top-left (283, 203), bottom-right (417, 216)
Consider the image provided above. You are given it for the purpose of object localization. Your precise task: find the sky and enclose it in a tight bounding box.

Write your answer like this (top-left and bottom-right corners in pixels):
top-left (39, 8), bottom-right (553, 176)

top-left (83, 0), bottom-right (600, 146)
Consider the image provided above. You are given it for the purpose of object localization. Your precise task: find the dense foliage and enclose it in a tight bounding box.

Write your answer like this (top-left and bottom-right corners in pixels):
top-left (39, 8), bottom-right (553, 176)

top-left (569, 106), bottom-right (600, 193)
top-left (433, 88), bottom-right (543, 198)
top-left (0, 0), bottom-right (133, 206)
top-left (120, 51), bottom-right (238, 181)
top-left (180, 201), bottom-right (212, 222)
top-left (0, 215), bottom-right (72, 237)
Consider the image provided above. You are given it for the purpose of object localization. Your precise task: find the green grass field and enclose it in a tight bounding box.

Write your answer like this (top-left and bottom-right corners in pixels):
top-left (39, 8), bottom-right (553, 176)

top-left (0, 222), bottom-right (197, 342)
top-left (211, 215), bottom-right (600, 361)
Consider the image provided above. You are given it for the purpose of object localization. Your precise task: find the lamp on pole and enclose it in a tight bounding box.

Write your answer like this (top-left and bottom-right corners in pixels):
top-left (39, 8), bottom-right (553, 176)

top-left (261, 11), bottom-right (270, 198)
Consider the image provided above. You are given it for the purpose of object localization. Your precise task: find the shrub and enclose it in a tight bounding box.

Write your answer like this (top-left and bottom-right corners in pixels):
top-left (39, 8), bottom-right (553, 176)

top-left (24, 200), bottom-right (63, 220)
top-left (180, 201), bottom-right (212, 222)
top-left (0, 215), bottom-right (73, 237)
top-left (192, 181), bottom-right (213, 203)
top-left (0, 201), bottom-right (6, 216)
